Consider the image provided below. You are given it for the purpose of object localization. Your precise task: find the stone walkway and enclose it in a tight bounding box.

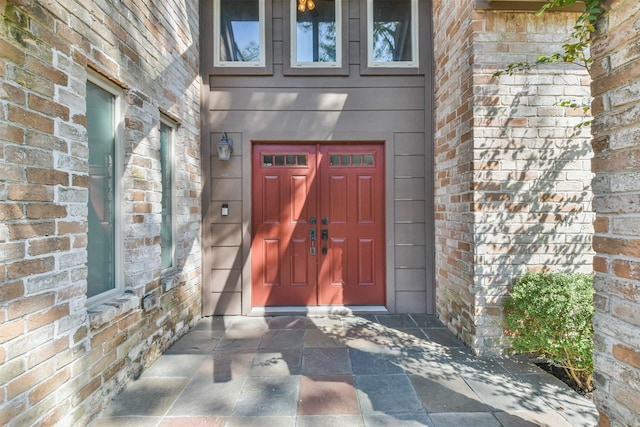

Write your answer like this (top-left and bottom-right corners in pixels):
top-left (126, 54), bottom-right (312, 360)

top-left (90, 314), bottom-right (597, 426)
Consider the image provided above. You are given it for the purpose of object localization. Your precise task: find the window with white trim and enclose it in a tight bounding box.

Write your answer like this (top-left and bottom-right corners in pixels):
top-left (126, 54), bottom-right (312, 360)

top-left (214, 0), bottom-right (266, 67)
top-left (367, 0), bottom-right (418, 67)
top-left (86, 78), bottom-right (123, 301)
top-left (159, 119), bottom-right (176, 271)
top-left (291, 0), bottom-right (342, 67)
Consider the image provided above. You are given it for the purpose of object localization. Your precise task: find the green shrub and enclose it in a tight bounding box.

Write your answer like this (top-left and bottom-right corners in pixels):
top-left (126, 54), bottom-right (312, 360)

top-left (504, 272), bottom-right (595, 391)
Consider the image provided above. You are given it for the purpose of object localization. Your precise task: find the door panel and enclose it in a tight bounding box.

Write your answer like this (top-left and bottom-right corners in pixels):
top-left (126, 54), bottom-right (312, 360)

top-left (318, 144), bottom-right (385, 305)
top-left (252, 145), bottom-right (318, 306)
top-left (252, 143), bottom-right (385, 307)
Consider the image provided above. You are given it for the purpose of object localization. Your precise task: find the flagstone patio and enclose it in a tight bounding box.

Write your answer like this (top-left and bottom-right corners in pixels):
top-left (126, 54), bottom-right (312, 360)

top-left (90, 314), bottom-right (597, 426)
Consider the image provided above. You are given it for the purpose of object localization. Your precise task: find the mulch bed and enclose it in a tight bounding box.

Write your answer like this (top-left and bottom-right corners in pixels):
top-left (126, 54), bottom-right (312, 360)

top-left (534, 360), bottom-right (594, 400)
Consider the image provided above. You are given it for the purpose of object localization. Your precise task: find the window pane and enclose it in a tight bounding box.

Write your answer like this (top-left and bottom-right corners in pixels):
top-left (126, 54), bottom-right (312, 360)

top-left (160, 123), bottom-right (173, 270)
top-left (86, 81), bottom-right (116, 298)
top-left (372, 0), bottom-right (413, 62)
top-left (219, 0), bottom-right (262, 63)
top-left (295, 0), bottom-right (337, 63)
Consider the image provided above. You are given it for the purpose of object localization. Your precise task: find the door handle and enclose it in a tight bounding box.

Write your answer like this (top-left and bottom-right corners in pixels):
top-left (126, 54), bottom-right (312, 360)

top-left (321, 229), bottom-right (328, 255)
top-left (310, 229), bottom-right (316, 241)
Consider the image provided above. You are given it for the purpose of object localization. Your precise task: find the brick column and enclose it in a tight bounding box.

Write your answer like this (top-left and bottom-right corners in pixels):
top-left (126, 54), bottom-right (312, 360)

top-left (590, 0), bottom-right (640, 425)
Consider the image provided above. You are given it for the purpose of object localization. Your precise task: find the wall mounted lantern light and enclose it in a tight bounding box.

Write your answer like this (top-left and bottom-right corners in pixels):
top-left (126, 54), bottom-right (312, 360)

top-left (217, 132), bottom-right (234, 161)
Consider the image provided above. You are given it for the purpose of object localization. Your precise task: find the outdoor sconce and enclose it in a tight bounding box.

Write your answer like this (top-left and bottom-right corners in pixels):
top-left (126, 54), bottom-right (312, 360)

top-left (217, 132), bottom-right (233, 161)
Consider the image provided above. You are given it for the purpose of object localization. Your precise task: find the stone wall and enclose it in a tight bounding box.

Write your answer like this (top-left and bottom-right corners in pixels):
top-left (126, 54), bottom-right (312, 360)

top-left (0, 0), bottom-right (201, 425)
top-left (590, 0), bottom-right (640, 425)
top-left (433, 1), bottom-right (594, 354)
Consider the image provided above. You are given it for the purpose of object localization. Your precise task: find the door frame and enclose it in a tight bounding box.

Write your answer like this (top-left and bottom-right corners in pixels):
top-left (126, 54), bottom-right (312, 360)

top-left (241, 134), bottom-right (396, 315)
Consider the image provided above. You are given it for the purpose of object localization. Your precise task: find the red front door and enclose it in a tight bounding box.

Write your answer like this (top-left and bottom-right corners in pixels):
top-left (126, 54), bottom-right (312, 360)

top-left (251, 143), bottom-right (385, 306)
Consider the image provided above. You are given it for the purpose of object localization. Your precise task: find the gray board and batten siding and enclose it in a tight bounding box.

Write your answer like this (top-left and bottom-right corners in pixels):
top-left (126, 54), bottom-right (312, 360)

top-left (200, 0), bottom-right (435, 316)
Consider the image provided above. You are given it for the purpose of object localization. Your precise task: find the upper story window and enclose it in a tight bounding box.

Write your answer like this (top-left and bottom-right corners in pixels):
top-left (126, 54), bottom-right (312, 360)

top-left (86, 78), bottom-right (123, 302)
top-left (214, 0), bottom-right (266, 67)
top-left (291, 0), bottom-right (342, 68)
top-left (367, 0), bottom-right (418, 68)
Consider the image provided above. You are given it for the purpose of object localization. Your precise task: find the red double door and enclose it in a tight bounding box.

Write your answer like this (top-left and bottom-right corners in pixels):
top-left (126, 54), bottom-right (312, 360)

top-left (251, 143), bottom-right (385, 307)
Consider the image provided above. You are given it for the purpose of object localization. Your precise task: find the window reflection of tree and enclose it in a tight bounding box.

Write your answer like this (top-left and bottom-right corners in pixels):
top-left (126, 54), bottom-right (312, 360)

top-left (220, 0), bottom-right (261, 62)
top-left (373, 0), bottom-right (412, 62)
top-left (297, 0), bottom-right (337, 63)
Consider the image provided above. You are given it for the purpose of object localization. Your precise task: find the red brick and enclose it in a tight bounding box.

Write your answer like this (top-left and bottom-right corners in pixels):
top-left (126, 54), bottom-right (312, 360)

top-left (7, 184), bottom-right (54, 202)
top-left (28, 94), bottom-right (69, 121)
top-left (27, 303), bottom-right (69, 331)
top-left (28, 236), bottom-right (71, 256)
top-left (26, 203), bottom-right (67, 219)
top-left (0, 39), bottom-right (26, 66)
top-left (7, 359), bottom-right (54, 399)
top-left (27, 337), bottom-right (68, 368)
top-left (26, 168), bottom-right (68, 185)
top-left (594, 217), bottom-right (609, 233)
top-left (0, 281), bottom-right (25, 303)
top-left (613, 343), bottom-right (640, 370)
top-left (29, 367), bottom-right (70, 405)
top-left (613, 259), bottom-right (640, 281)
top-left (8, 221), bottom-right (55, 239)
top-left (1, 82), bottom-right (26, 106)
top-left (0, 203), bottom-right (24, 221)
top-left (0, 319), bottom-right (24, 344)
top-left (58, 221), bottom-right (87, 234)
top-left (7, 257), bottom-right (55, 280)
top-left (593, 236), bottom-right (640, 258)
top-left (0, 123), bottom-right (25, 144)
top-left (7, 104), bottom-right (54, 133)
top-left (26, 58), bottom-right (68, 88)
top-left (7, 292), bottom-right (55, 320)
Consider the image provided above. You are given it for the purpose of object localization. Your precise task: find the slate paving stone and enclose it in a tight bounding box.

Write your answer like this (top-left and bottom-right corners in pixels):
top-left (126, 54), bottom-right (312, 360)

top-left (232, 376), bottom-right (300, 416)
top-left (423, 328), bottom-right (465, 348)
top-left (90, 416), bottom-right (161, 427)
top-left (141, 353), bottom-right (208, 378)
top-left (226, 416), bottom-right (296, 427)
top-left (297, 414), bottom-right (365, 426)
top-left (362, 412), bottom-right (433, 426)
top-left (164, 330), bottom-right (222, 354)
top-left (267, 315), bottom-right (310, 329)
top-left (410, 314), bottom-right (446, 328)
top-left (374, 314), bottom-right (418, 328)
top-left (157, 416), bottom-right (227, 427)
top-left (355, 374), bottom-right (424, 414)
top-left (214, 336), bottom-right (262, 351)
top-left (297, 375), bottom-right (360, 415)
top-left (464, 376), bottom-right (554, 413)
top-left (302, 347), bottom-right (352, 376)
top-left (250, 350), bottom-right (302, 376)
top-left (196, 350), bottom-right (255, 381)
top-left (349, 347), bottom-right (404, 374)
top-left (167, 376), bottom-right (245, 416)
top-left (100, 377), bottom-right (189, 417)
top-left (259, 329), bottom-right (305, 350)
top-left (191, 316), bottom-right (229, 331)
top-left (429, 412), bottom-right (502, 427)
top-left (304, 327), bottom-right (347, 348)
top-left (408, 374), bottom-right (488, 413)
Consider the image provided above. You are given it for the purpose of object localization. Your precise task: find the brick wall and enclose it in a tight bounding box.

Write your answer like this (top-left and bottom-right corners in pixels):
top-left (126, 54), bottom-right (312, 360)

top-left (590, 0), bottom-right (640, 425)
top-left (0, 0), bottom-right (201, 425)
top-left (434, 2), bottom-right (594, 354)
top-left (433, 0), bottom-right (476, 346)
